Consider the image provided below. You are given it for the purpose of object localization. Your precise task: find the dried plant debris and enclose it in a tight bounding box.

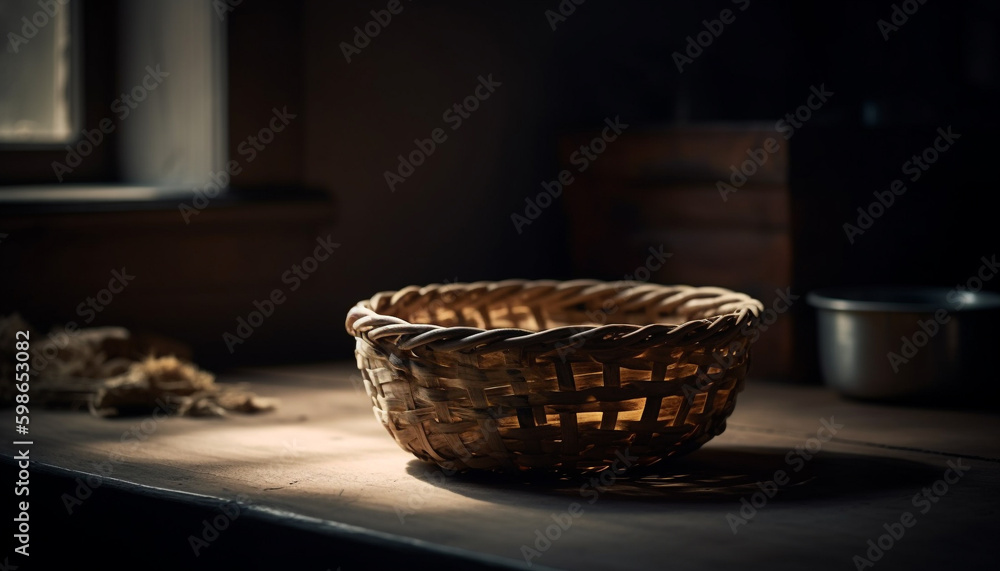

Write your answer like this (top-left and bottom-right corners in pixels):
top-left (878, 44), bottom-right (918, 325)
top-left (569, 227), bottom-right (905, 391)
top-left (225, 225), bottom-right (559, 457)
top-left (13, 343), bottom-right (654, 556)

top-left (40, 327), bottom-right (133, 380)
top-left (0, 314), bottom-right (276, 418)
top-left (92, 356), bottom-right (277, 418)
top-left (0, 313), bottom-right (33, 402)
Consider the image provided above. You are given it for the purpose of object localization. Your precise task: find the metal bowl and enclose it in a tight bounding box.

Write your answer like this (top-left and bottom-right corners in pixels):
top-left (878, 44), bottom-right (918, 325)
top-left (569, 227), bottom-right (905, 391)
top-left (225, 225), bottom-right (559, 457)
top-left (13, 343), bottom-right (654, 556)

top-left (807, 286), bottom-right (1000, 401)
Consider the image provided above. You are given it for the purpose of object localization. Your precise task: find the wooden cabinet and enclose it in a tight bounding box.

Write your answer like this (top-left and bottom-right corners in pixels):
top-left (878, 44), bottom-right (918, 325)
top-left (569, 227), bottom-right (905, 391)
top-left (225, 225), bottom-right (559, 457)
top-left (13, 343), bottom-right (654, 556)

top-left (560, 126), bottom-right (793, 378)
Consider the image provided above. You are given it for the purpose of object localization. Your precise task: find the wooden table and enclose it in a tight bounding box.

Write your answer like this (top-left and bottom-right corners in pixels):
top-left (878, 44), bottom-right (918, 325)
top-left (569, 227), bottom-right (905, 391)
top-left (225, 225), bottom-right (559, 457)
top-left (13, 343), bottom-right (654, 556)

top-left (6, 363), bottom-right (999, 570)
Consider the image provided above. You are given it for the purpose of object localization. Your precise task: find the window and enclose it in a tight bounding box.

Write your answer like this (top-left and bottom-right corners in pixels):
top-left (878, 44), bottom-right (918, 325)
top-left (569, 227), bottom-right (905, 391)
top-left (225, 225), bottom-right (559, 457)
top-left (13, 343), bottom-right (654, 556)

top-left (0, 0), bottom-right (79, 144)
top-left (0, 0), bottom-right (226, 191)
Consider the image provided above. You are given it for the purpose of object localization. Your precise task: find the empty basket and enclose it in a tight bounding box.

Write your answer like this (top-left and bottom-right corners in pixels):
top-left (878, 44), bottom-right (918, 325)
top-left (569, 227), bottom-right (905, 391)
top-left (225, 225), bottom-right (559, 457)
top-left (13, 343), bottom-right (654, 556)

top-left (345, 280), bottom-right (763, 473)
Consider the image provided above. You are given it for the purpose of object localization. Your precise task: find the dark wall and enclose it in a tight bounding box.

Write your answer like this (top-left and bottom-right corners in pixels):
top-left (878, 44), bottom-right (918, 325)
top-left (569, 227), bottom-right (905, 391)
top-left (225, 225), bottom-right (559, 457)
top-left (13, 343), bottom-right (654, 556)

top-left (3, 0), bottom-right (998, 374)
top-left (296, 0), bottom-right (999, 360)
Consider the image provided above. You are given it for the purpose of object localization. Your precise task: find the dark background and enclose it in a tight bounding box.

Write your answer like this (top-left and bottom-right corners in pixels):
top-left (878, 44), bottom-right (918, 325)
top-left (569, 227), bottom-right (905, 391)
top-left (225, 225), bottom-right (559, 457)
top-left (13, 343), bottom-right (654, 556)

top-left (1, 0), bottom-right (997, 379)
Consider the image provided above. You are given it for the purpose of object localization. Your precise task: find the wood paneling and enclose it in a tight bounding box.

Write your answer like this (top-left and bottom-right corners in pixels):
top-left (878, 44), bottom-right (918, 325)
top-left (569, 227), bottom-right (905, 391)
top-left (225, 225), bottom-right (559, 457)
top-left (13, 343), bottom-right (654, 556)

top-left (0, 198), bottom-right (338, 368)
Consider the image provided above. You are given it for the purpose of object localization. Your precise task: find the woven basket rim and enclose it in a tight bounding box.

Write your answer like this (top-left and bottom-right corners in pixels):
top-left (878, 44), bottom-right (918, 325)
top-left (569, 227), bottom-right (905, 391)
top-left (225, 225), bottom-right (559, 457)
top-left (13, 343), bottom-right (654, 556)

top-left (346, 279), bottom-right (764, 355)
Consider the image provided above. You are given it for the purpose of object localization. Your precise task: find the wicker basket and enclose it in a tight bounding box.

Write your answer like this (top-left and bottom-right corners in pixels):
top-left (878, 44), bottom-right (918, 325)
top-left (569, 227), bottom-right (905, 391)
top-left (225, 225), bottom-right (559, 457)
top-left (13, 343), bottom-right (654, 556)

top-left (346, 280), bottom-right (763, 473)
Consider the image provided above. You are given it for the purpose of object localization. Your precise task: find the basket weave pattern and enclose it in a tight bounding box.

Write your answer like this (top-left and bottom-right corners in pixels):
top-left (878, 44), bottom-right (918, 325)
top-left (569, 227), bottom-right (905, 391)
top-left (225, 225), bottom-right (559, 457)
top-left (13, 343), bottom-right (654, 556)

top-left (346, 280), bottom-right (763, 472)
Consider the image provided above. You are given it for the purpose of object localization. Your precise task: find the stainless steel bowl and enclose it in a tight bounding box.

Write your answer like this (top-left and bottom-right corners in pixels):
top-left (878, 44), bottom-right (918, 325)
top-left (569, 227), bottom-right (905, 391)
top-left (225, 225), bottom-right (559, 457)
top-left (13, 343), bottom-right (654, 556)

top-left (807, 286), bottom-right (1000, 401)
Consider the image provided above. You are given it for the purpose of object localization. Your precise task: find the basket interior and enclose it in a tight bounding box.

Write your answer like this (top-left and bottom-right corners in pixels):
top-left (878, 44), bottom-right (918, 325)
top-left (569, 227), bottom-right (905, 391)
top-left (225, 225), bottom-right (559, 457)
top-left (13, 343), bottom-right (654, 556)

top-left (387, 294), bottom-right (691, 332)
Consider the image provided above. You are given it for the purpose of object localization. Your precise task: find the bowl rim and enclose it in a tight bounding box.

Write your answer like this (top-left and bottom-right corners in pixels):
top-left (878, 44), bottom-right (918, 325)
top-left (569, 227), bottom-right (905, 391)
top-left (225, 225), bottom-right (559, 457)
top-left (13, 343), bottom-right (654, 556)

top-left (807, 285), bottom-right (1000, 313)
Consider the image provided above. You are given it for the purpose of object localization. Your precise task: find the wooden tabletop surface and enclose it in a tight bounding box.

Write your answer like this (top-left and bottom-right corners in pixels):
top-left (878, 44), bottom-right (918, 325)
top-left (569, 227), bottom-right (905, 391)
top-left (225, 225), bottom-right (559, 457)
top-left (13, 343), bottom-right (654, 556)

top-left (10, 362), bottom-right (1000, 570)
